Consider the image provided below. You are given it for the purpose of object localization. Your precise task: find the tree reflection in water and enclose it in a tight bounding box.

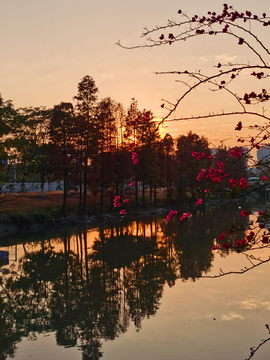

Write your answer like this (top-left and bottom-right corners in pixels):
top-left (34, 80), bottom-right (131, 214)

top-left (0, 204), bottom-right (265, 359)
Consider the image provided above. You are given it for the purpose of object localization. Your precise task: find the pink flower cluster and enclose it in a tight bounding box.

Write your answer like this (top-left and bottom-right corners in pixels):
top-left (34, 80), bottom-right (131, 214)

top-left (180, 212), bottom-right (191, 221)
top-left (166, 210), bottom-right (177, 222)
top-left (211, 226), bottom-right (259, 251)
top-left (132, 152), bottom-right (139, 164)
top-left (192, 151), bottom-right (206, 160)
top-left (217, 162), bottom-right (224, 169)
top-left (197, 164), bottom-right (228, 184)
top-left (229, 178), bottom-right (237, 186)
top-left (219, 232), bottom-right (226, 241)
top-left (241, 210), bottom-right (250, 217)
top-left (204, 166), bottom-right (228, 184)
top-left (196, 199), bottom-right (203, 205)
top-left (229, 178), bottom-right (249, 189)
top-left (197, 168), bottom-right (206, 181)
top-left (129, 181), bottom-right (134, 187)
top-left (229, 147), bottom-right (244, 158)
top-left (239, 177), bottom-right (249, 189)
top-left (113, 196), bottom-right (121, 208)
top-left (114, 196), bottom-right (128, 215)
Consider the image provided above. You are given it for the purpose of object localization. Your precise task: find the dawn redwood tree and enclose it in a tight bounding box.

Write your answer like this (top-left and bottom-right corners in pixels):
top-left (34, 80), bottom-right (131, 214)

top-left (0, 95), bottom-right (13, 144)
top-left (74, 75), bottom-right (98, 217)
top-left (49, 102), bottom-right (75, 216)
top-left (0, 95), bottom-right (16, 204)
top-left (160, 133), bottom-right (175, 204)
top-left (136, 109), bottom-right (161, 206)
top-left (114, 102), bottom-right (130, 199)
top-left (9, 106), bottom-right (51, 197)
top-left (144, 134), bottom-right (161, 206)
top-left (93, 97), bottom-right (117, 212)
top-left (125, 99), bottom-right (141, 207)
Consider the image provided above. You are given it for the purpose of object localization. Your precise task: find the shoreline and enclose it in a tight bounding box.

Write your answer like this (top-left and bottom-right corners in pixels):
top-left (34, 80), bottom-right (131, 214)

top-left (0, 193), bottom-right (257, 240)
top-left (0, 207), bottom-right (169, 239)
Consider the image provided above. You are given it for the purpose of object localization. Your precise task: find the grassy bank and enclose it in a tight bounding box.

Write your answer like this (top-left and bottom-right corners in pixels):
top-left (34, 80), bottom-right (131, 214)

top-left (0, 190), bottom-right (169, 235)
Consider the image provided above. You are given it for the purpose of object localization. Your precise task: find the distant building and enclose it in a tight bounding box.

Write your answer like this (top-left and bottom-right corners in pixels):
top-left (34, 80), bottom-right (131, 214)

top-left (257, 145), bottom-right (270, 162)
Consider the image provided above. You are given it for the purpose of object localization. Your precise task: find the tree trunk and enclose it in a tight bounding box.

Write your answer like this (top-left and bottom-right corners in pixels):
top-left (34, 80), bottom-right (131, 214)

top-left (40, 172), bottom-right (45, 197)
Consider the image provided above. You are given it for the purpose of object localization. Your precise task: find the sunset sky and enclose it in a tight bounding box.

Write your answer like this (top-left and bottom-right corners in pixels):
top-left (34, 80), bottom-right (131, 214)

top-left (1, 0), bottom-right (269, 148)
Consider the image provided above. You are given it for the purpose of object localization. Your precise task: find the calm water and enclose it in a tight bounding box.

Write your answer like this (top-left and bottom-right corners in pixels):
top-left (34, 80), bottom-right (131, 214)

top-left (1, 205), bottom-right (270, 360)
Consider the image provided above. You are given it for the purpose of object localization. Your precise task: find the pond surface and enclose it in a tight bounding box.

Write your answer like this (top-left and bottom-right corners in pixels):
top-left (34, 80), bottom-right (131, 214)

top-left (1, 204), bottom-right (270, 360)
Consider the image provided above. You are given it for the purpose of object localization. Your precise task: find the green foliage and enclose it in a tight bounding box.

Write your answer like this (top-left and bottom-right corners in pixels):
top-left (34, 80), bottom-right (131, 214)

top-left (8, 213), bottom-right (35, 227)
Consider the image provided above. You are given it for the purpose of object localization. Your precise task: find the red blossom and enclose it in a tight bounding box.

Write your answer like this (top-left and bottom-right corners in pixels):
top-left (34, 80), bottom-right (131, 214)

top-left (229, 179), bottom-right (237, 186)
top-left (219, 233), bottom-right (226, 241)
top-left (213, 176), bottom-right (221, 184)
top-left (217, 162), bottom-right (224, 168)
top-left (239, 178), bottom-right (249, 189)
top-left (132, 152), bottom-right (139, 164)
top-left (166, 210), bottom-right (177, 222)
top-left (241, 210), bottom-right (249, 217)
top-left (180, 212), bottom-right (190, 221)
